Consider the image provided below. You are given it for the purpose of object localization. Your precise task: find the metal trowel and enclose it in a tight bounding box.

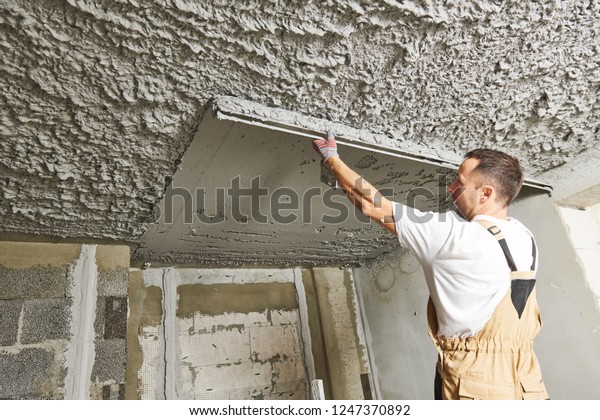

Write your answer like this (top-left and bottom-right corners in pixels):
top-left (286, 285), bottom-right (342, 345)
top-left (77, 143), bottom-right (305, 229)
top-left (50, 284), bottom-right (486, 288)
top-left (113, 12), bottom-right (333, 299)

top-left (320, 160), bottom-right (338, 189)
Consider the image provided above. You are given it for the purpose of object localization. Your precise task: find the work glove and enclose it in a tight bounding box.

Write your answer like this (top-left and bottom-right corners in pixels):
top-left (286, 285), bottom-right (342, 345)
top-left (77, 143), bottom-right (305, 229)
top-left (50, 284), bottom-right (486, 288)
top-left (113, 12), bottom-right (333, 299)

top-left (312, 130), bottom-right (338, 162)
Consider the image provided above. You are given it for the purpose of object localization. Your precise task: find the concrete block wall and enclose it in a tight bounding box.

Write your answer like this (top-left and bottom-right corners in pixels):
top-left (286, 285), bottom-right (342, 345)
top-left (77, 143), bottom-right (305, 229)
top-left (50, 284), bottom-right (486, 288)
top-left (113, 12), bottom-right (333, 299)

top-left (0, 241), bottom-right (130, 400)
top-left (0, 242), bottom-right (79, 399)
top-left (90, 246), bottom-right (130, 400)
top-left (0, 240), bottom-right (370, 400)
top-left (128, 267), bottom-right (310, 400)
top-left (127, 266), bottom-right (372, 400)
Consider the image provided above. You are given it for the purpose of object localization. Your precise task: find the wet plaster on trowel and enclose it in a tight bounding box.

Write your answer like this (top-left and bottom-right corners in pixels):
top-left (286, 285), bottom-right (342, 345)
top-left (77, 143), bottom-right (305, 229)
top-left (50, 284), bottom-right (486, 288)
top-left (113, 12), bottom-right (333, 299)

top-left (2, 0), bottom-right (598, 251)
top-left (136, 109), bottom-right (455, 266)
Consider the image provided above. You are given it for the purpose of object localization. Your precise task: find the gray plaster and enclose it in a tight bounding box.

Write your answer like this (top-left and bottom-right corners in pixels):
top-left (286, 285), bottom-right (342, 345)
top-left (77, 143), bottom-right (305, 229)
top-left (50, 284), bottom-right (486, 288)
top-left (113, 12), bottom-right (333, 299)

top-left (1, 0), bottom-right (599, 248)
top-left (353, 250), bottom-right (437, 399)
top-left (21, 298), bottom-right (72, 344)
top-left (134, 112), bottom-right (454, 265)
top-left (94, 297), bottom-right (105, 340)
top-left (510, 193), bottom-right (600, 399)
top-left (539, 146), bottom-right (600, 207)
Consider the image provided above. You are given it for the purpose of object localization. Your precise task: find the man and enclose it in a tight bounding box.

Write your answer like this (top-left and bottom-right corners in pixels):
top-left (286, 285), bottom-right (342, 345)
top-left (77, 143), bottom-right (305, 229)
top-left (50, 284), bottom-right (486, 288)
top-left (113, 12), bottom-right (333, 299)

top-left (313, 131), bottom-right (548, 400)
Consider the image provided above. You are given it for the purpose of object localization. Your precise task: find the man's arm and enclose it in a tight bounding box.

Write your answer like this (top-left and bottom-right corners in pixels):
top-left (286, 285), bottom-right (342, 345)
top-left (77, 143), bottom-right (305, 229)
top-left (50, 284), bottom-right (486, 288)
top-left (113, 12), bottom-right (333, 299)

top-left (313, 132), bottom-right (397, 235)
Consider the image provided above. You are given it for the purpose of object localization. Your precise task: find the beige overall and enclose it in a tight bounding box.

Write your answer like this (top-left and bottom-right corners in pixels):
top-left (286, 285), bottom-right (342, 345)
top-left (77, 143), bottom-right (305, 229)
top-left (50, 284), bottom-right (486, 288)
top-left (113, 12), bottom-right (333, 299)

top-left (428, 220), bottom-right (549, 400)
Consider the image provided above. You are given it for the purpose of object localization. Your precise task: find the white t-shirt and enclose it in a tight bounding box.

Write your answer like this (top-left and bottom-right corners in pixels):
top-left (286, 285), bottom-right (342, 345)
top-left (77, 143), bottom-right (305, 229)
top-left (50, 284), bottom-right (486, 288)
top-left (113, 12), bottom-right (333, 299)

top-left (392, 202), bottom-right (537, 338)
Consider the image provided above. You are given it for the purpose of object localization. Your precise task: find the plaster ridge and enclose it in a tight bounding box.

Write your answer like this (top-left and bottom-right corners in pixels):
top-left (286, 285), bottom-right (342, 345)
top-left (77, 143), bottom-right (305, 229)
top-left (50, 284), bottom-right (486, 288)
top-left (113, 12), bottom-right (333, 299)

top-left (64, 244), bottom-right (98, 400)
top-left (15, 301), bottom-right (25, 345)
top-left (292, 267), bottom-right (316, 391)
top-left (162, 267), bottom-right (179, 399)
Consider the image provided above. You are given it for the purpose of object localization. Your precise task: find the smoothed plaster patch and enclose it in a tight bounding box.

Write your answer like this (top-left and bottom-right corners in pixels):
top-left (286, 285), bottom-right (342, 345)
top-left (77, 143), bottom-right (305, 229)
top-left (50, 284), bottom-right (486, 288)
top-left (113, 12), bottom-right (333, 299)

top-left (176, 282), bottom-right (298, 318)
top-left (125, 270), bottom-right (164, 400)
top-left (135, 112), bottom-right (453, 265)
top-left (0, 242), bottom-right (81, 269)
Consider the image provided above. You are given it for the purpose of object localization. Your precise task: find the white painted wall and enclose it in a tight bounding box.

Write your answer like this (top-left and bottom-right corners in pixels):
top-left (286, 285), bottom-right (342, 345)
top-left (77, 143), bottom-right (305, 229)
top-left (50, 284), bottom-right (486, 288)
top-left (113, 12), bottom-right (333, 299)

top-left (558, 205), bottom-right (600, 309)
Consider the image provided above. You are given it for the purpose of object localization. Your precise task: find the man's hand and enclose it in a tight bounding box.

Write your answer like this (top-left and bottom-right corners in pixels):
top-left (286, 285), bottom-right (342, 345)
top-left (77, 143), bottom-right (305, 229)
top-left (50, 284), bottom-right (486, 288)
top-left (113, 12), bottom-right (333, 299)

top-left (312, 130), bottom-right (339, 162)
top-left (311, 130), bottom-right (396, 235)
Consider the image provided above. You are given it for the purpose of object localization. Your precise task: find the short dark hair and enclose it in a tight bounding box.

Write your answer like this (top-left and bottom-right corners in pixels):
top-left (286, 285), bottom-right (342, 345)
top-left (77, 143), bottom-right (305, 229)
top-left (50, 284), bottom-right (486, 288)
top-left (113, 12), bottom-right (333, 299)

top-left (464, 148), bottom-right (524, 206)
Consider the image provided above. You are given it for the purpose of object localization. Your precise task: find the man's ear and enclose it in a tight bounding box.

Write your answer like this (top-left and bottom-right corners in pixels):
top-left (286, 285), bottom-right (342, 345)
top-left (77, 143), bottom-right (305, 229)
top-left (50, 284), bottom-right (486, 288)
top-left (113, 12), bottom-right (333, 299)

top-left (480, 185), bottom-right (494, 202)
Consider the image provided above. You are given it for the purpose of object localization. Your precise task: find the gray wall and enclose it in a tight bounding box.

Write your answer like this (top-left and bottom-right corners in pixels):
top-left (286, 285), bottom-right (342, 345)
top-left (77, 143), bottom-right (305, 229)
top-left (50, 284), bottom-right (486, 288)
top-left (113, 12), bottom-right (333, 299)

top-left (0, 242), bottom-right (129, 400)
top-left (353, 249), bottom-right (437, 399)
top-left (127, 266), bottom-right (370, 400)
top-left (354, 193), bottom-right (600, 399)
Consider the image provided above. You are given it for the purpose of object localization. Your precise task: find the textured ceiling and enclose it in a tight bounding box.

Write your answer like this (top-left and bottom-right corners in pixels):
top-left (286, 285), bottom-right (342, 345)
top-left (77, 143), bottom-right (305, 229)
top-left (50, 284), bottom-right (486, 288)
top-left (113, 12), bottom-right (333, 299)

top-left (1, 1), bottom-right (599, 259)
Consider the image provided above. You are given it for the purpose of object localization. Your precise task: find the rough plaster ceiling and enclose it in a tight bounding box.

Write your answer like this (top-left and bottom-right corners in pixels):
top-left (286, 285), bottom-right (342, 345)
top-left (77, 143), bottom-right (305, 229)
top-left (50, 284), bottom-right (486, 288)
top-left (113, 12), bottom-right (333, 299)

top-left (1, 1), bottom-right (600, 263)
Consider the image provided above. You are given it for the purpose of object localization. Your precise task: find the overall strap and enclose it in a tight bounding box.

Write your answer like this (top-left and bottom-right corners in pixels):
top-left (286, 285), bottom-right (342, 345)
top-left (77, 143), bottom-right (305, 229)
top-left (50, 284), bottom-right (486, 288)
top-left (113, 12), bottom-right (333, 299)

top-left (474, 219), bottom-right (537, 272)
top-left (475, 219), bottom-right (538, 319)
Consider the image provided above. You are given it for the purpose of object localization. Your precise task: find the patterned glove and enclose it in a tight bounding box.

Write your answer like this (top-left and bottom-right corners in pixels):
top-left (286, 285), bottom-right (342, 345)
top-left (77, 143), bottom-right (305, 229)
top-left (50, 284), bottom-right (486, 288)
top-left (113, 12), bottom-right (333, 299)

top-left (312, 130), bottom-right (338, 162)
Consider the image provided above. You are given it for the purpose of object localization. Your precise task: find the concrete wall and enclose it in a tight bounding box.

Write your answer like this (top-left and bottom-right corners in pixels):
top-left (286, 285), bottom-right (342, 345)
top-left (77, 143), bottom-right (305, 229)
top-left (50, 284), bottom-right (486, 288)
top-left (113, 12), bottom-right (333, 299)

top-left (302, 268), bottom-right (372, 400)
top-left (353, 249), bottom-right (437, 400)
top-left (0, 241), bottom-right (129, 400)
top-left (128, 267), bottom-right (309, 400)
top-left (512, 194), bottom-right (600, 399)
top-left (354, 193), bottom-right (600, 400)
top-left (127, 266), bottom-right (370, 400)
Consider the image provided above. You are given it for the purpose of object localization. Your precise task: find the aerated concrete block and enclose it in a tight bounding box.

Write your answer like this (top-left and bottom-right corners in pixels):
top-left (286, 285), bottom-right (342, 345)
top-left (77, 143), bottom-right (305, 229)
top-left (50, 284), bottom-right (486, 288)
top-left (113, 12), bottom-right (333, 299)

top-left (21, 298), bottom-right (72, 344)
top-left (92, 339), bottom-right (126, 383)
top-left (0, 300), bottom-right (22, 346)
top-left (97, 268), bottom-right (128, 297)
top-left (105, 296), bottom-right (127, 339)
top-left (0, 266), bottom-right (69, 300)
top-left (0, 348), bottom-right (53, 399)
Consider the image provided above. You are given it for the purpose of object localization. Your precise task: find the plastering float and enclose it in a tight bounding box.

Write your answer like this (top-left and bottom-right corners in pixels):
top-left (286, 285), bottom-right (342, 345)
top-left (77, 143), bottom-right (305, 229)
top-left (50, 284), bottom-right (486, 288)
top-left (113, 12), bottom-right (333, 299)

top-left (211, 96), bottom-right (553, 194)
